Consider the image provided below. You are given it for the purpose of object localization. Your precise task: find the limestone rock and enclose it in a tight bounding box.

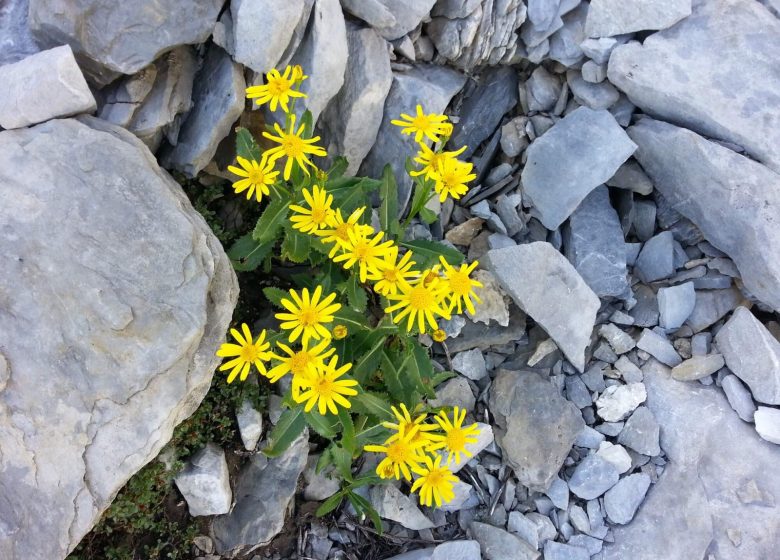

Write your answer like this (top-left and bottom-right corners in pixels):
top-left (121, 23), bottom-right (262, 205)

top-left (174, 444), bottom-right (232, 516)
top-left (0, 0), bottom-right (40, 65)
top-left (470, 521), bottom-right (541, 560)
top-left (754, 407), bottom-right (780, 445)
top-left (585, 0), bottom-right (691, 37)
top-left (568, 454), bottom-right (619, 500)
top-left (603, 473), bottom-right (651, 524)
top-left (466, 270), bottom-right (510, 327)
top-left (596, 383), bottom-right (647, 422)
top-left (371, 0), bottom-right (437, 41)
top-left (236, 400), bottom-right (263, 451)
top-left (370, 484), bottom-right (435, 530)
top-left (0, 45), bottom-right (95, 129)
top-left (486, 243), bottom-right (600, 372)
top-left (617, 406), bottom-right (660, 456)
top-left (0, 116), bottom-right (237, 559)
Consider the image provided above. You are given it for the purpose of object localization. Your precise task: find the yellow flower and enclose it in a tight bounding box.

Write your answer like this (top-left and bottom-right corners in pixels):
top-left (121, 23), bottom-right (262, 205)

top-left (366, 246), bottom-right (419, 296)
top-left (332, 229), bottom-right (396, 283)
top-left (267, 338), bottom-right (335, 383)
top-left (245, 65), bottom-right (307, 113)
top-left (316, 206), bottom-right (373, 257)
top-left (364, 426), bottom-right (428, 481)
top-left (384, 273), bottom-right (451, 333)
top-left (439, 257), bottom-right (483, 314)
top-left (263, 114), bottom-right (327, 180)
top-left (410, 143), bottom-right (467, 180)
top-left (391, 104), bottom-right (452, 143)
top-left (382, 404), bottom-right (438, 447)
top-left (427, 406), bottom-right (480, 466)
top-left (227, 155), bottom-right (279, 203)
top-left (294, 355), bottom-right (359, 415)
top-left (216, 324), bottom-right (272, 383)
top-left (289, 185), bottom-right (335, 235)
top-left (432, 329), bottom-right (447, 343)
top-left (432, 157), bottom-right (476, 203)
top-left (275, 286), bottom-right (342, 344)
top-left (411, 454), bottom-right (459, 507)
top-left (333, 325), bottom-right (348, 339)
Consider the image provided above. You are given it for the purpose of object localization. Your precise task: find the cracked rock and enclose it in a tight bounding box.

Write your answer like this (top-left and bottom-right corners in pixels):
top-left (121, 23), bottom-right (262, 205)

top-left (174, 444), bottom-right (232, 517)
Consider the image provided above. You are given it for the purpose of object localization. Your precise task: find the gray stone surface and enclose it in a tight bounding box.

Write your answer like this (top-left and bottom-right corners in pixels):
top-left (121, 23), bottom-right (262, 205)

top-left (0, 117), bottom-right (237, 560)
top-left (604, 473), bottom-right (651, 524)
top-left (598, 324), bottom-right (635, 355)
top-left (28, 0), bottom-right (222, 84)
top-left (567, 69), bottom-right (619, 110)
top-left (159, 45), bottom-right (244, 177)
top-left (213, 433), bottom-right (309, 555)
top-left (721, 374), bottom-right (756, 423)
top-left (609, 0), bottom-right (780, 174)
top-left (595, 383), bottom-right (647, 422)
top-left (617, 406), bottom-right (660, 456)
top-left (360, 64), bottom-right (466, 211)
top-left (754, 407), bottom-right (780, 445)
top-left (490, 370), bottom-right (585, 490)
top-left (549, 2), bottom-right (588, 67)
top-left (716, 307), bottom-right (780, 405)
top-left (236, 400), bottom-right (263, 451)
top-left (525, 66), bottom-right (561, 112)
top-left (634, 231), bottom-right (675, 283)
top-left (0, 0), bottom-right (40, 66)
top-left (596, 442), bottom-right (632, 474)
top-left (429, 376), bottom-right (476, 412)
top-left (628, 118), bottom-right (780, 311)
top-left (657, 282), bottom-right (695, 331)
top-left (607, 160), bottom-right (653, 195)
top-left (174, 444), bottom-right (232, 517)
top-left (486, 244), bottom-right (599, 372)
top-left (469, 521), bottom-right (541, 560)
top-left (430, 540), bottom-right (481, 560)
top-left (340, 0), bottom-right (397, 28)
top-left (636, 329), bottom-right (681, 367)
top-left (0, 45), bottom-right (96, 129)
top-left (568, 454), bottom-right (620, 500)
top-left (320, 23), bottom-right (392, 175)
top-left (452, 348), bottom-right (488, 380)
top-left (563, 186), bottom-right (628, 298)
top-left (670, 354), bottom-right (724, 382)
top-left (544, 541), bottom-right (589, 560)
top-left (604, 359), bottom-right (780, 560)
top-left (371, 484), bottom-right (435, 530)
top-left (685, 287), bottom-right (745, 333)
top-left (521, 107), bottom-right (636, 230)
top-left (586, 0), bottom-right (691, 37)
top-left (372, 0), bottom-right (437, 40)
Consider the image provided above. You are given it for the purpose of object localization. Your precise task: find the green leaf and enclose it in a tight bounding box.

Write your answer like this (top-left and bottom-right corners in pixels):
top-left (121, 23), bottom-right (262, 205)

top-left (316, 444), bottom-right (335, 474)
top-left (348, 491), bottom-right (383, 534)
top-left (419, 206), bottom-right (438, 225)
top-left (327, 156), bottom-right (349, 180)
top-left (316, 492), bottom-right (344, 517)
top-left (346, 275), bottom-right (368, 312)
top-left (300, 110), bottom-right (315, 140)
top-left (406, 339), bottom-right (437, 399)
top-left (338, 408), bottom-right (356, 454)
top-left (400, 239), bottom-right (465, 269)
top-left (337, 181), bottom-right (369, 215)
top-left (347, 473), bottom-right (381, 490)
top-left (430, 370), bottom-right (457, 388)
top-left (252, 198), bottom-right (290, 244)
top-left (281, 227), bottom-right (311, 263)
top-left (379, 164), bottom-right (399, 235)
top-left (228, 233), bottom-right (274, 272)
top-left (264, 407), bottom-right (306, 457)
top-left (380, 348), bottom-right (413, 405)
top-left (351, 393), bottom-right (393, 421)
top-left (263, 286), bottom-right (288, 309)
top-left (235, 127), bottom-right (261, 161)
top-left (333, 307), bottom-right (371, 331)
top-left (305, 410), bottom-right (339, 438)
top-left (331, 445), bottom-right (353, 482)
top-left (353, 335), bottom-right (388, 383)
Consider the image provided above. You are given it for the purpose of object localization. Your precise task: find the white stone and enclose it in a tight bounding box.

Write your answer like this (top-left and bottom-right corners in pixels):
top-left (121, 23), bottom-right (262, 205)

top-left (754, 407), bottom-right (780, 445)
top-left (236, 399), bottom-right (263, 451)
top-left (596, 442), bottom-right (632, 474)
top-left (596, 383), bottom-right (647, 422)
top-left (174, 444), bottom-right (233, 516)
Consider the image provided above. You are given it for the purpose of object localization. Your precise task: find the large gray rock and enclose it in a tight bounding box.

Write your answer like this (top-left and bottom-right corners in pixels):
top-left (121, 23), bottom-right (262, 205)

top-left (213, 433), bottom-right (309, 555)
top-left (715, 307), bottom-right (780, 405)
top-left (609, 0), bottom-right (780, 174)
top-left (628, 119), bottom-right (780, 311)
top-left (469, 521), bottom-right (541, 560)
top-left (320, 23), bottom-right (392, 175)
top-left (585, 0), bottom-right (691, 37)
top-left (754, 407), bottom-right (780, 445)
top-left (603, 473), bottom-right (651, 524)
top-left (602, 359), bottom-right (780, 560)
top-left (486, 243), bottom-right (600, 372)
top-left (370, 484), bottom-right (435, 530)
top-left (568, 454), bottom-right (620, 500)
top-left (0, 0), bottom-right (40, 65)
top-left (340, 0), bottom-right (397, 28)
top-left (521, 107), bottom-right (636, 230)
top-left (0, 117), bottom-right (237, 560)
top-left (371, 0), bottom-right (437, 40)
top-left (0, 45), bottom-right (96, 129)
top-left (28, 0), bottom-right (223, 84)
top-left (159, 45), bottom-right (245, 177)
top-left (174, 444), bottom-right (232, 517)
top-left (490, 370), bottom-right (585, 491)
top-left (563, 186), bottom-right (628, 298)
top-left (359, 64), bottom-right (466, 211)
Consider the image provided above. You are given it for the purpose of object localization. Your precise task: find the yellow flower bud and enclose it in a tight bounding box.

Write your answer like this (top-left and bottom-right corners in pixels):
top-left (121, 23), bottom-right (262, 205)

top-left (432, 329), bottom-right (447, 343)
top-left (333, 325), bottom-right (348, 339)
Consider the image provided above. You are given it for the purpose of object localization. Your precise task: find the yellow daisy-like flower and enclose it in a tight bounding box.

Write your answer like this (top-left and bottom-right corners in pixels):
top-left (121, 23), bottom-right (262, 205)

top-left (366, 246), bottom-right (419, 296)
top-left (216, 324), bottom-right (272, 383)
top-left (263, 114), bottom-right (327, 180)
top-left (384, 273), bottom-right (452, 333)
top-left (316, 206), bottom-right (373, 257)
top-left (245, 65), bottom-right (307, 113)
top-left (294, 355), bottom-right (359, 415)
top-left (439, 257), bottom-right (483, 315)
top-left (332, 229), bottom-right (396, 283)
top-left (275, 285), bottom-right (342, 344)
top-left (410, 143), bottom-right (467, 180)
top-left (364, 426), bottom-right (429, 481)
top-left (289, 185), bottom-right (335, 235)
top-left (432, 157), bottom-right (476, 203)
top-left (427, 406), bottom-right (480, 466)
top-left (391, 104), bottom-right (452, 143)
top-left (411, 454), bottom-right (459, 507)
top-left (227, 156), bottom-right (279, 203)
top-left (382, 404), bottom-right (438, 447)
top-left (267, 338), bottom-right (335, 383)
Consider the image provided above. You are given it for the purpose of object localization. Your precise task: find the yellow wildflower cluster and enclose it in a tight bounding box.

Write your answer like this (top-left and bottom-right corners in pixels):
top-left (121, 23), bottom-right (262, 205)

top-left (364, 404), bottom-right (480, 507)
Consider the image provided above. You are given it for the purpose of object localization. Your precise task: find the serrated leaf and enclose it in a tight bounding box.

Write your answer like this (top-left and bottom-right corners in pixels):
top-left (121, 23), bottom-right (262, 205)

top-left (252, 198), bottom-right (290, 244)
top-left (263, 287), bottom-right (288, 309)
top-left (235, 127), bottom-right (261, 161)
top-left (337, 181), bottom-right (369, 215)
top-left (338, 408), bottom-right (356, 455)
top-left (331, 445), bottom-right (353, 482)
top-left (351, 393), bottom-right (393, 421)
top-left (353, 335), bottom-right (388, 383)
top-left (406, 339), bottom-right (437, 399)
top-left (346, 275), bottom-right (368, 312)
top-left (333, 308), bottom-right (371, 331)
top-left (327, 156), bottom-right (349, 180)
top-left (430, 370), bottom-right (457, 388)
top-left (316, 492), bottom-right (344, 517)
top-left (348, 492), bottom-right (383, 534)
top-left (300, 110), bottom-right (314, 140)
top-left (379, 164), bottom-right (399, 235)
top-left (264, 407), bottom-right (305, 457)
top-left (305, 410), bottom-right (339, 438)
top-left (419, 206), bottom-right (438, 224)
top-left (380, 348), bottom-right (413, 405)
top-left (400, 239), bottom-right (465, 269)
top-left (228, 233), bottom-right (274, 272)
top-left (281, 227), bottom-right (311, 263)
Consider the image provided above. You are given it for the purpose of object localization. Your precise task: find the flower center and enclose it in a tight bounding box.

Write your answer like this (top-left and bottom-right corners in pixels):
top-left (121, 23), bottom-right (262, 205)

top-left (268, 78), bottom-right (291, 96)
top-left (448, 272), bottom-right (471, 296)
top-left (282, 134), bottom-right (304, 158)
top-left (383, 268), bottom-right (399, 282)
top-left (409, 285), bottom-right (435, 310)
top-left (353, 242), bottom-right (371, 260)
top-left (240, 344), bottom-right (259, 362)
top-left (446, 428), bottom-right (467, 452)
top-left (311, 207), bottom-right (328, 224)
top-left (335, 223), bottom-right (351, 241)
top-left (289, 351), bottom-right (311, 375)
top-left (426, 469), bottom-right (444, 487)
top-left (386, 441), bottom-right (409, 463)
top-left (412, 114), bottom-right (431, 131)
top-left (248, 167), bottom-right (266, 185)
top-left (299, 308), bottom-right (318, 326)
top-left (315, 377), bottom-right (334, 396)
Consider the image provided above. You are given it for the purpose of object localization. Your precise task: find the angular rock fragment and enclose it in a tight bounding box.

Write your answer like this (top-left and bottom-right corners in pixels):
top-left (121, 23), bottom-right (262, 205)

top-left (174, 444), bottom-right (232, 517)
top-left (371, 0), bottom-right (437, 40)
top-left (685, 287), bottom-right (745, 333)
top-left (0, 0), bottom-right (40, 65)
top-left (525, 66), bottom-right (562, 112)
top-left (636, 329), bottom-right (681, 367)
top-left (521, 107), bottom-right (636, 230)
top-left (603, 473), bottom-right (651, 524)
top-left (544, 541), bottom-right (590, 560)
top-left (568, 454), bottom-right (620, 500)
top-left (721, 374), bottom-right (756, 423)
top-left (371, 485), bottom-right (435, 530)
top-left (452, 348), bottom-right (488, 380)
top-left (657, 282), bottom-right (695, 330)
top-left (617, 406), bottom-right (660, 456)
top-left (596, 383), bottom-right (647, 422)
top-left (634, 231), bottom-right (675, 283)
top-left (754, 407), bottom-right (780, 445)
top-left (486, 243), bottom-right (599, 372)
top-left (670, 354), bottom-right (724, 382)
top-left (586, 0), bottom-right (691, 37)
top-left (237, 400), bottom-right (263, 451)
top-left (470, 521), bottom-right (541, 560)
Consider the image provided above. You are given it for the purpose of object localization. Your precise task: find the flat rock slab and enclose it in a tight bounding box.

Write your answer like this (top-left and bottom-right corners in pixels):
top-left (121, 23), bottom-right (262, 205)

top-left (486, 243), bottom-right (599, 371)
top-left (0, 117), bottom-right (237, 559)
top-left (585, 0), bottom-right (691, 37)
top-left (0, 45), bottom-right (96, 129)
top-left (603, 359), bottom-right (780, 559)
top-left (628, 118), bottom-right (780, 311)
top-left (490, 370), bottom-right (585, 491)
top-left (609, 0), bottom-right (780, 173)
top-left (521, 107), bottom-right (636, 229)
top-left (469, 521), bottom-right (541, 560)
